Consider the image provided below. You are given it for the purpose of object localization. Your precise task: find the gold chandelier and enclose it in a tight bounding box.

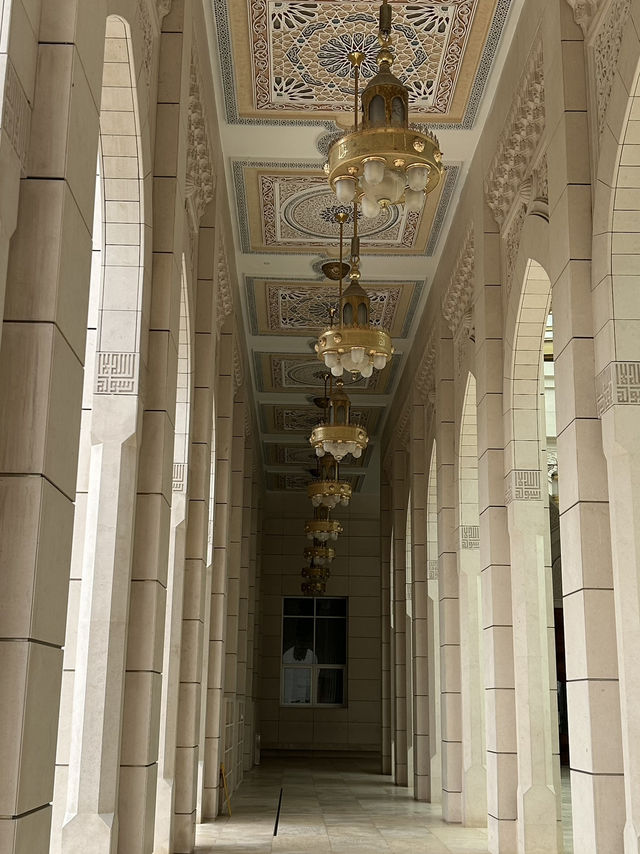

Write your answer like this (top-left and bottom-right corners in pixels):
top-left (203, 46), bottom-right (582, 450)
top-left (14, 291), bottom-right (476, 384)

top-left (304, 542), bottom-right (335, 566)
top-left (307, 454), bottom-right (352, 509)
top-left (310, 375), bottom-right (368, 462)
top-left (301, 560), bottom-right (331, 597)
top-left (325, 0), bottom-right (444, 218)
top-left (315, 208), bottom-right (393, 378)
top-left (305, 505), bottom-right (343, 542)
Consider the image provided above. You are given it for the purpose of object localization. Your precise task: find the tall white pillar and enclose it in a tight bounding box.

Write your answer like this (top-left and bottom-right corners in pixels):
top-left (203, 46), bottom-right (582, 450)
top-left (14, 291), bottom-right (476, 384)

top-left (62, 399), bottom-right (140, 854)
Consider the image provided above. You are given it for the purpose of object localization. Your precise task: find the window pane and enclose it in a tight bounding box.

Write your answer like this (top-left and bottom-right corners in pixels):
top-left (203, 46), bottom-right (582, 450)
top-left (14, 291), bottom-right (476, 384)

top-left (315, 617), bottom-right (346, 664)
top-left (283, 667), bottom-right (312, 704)
top-left (315, 598), bottom-right (346, 617)
top-left (282, 617), bottom-right (314, 661)
top-left (283, 597), bottom-right (313, 616)
top-left (317, 668), bottom-right (344, 704)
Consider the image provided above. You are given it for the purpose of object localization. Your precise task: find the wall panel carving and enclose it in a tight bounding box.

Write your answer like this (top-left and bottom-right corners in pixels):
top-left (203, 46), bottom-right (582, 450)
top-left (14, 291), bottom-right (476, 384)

top-left (442, 224), bottom-right (475, 333)
top-left (484, 38), bottom-right (544, 227)
top-left (186, 48), bottom-right (215, 225)
top-left (596, 361), bottom-right (640, 413)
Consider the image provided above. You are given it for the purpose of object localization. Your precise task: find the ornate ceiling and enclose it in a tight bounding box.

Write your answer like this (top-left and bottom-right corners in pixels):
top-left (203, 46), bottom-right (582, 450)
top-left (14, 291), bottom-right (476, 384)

top-left (209, 0), bottom-right (518, 493)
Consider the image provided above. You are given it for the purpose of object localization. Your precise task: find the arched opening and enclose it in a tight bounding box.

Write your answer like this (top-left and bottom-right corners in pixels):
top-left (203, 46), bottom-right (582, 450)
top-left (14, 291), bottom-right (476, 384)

top-left (369, 94), bottom-right (385, 126)
top-left (507, 258), bottom-right (569, 849)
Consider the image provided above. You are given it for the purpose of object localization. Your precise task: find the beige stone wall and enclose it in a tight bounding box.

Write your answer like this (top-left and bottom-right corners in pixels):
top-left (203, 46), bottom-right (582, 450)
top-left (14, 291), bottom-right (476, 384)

top-left (258, 492), bottom-right (382, 753)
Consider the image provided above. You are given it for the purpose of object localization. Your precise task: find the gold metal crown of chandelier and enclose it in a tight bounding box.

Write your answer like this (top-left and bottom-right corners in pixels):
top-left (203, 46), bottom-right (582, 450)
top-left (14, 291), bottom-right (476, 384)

top-left (307, 454), bottom-right (352, 509)
top-left (310, 375), bottom-right (368, 462)
top-left (315, 209), bottom-right (393, 379)
top-left (305, 505), bottom-right (343, 542)
top-left (325, 0), bottom-right (444, 218)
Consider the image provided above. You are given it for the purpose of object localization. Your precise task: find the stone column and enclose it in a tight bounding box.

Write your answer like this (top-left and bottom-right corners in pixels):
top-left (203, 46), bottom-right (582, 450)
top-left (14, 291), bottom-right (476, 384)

top-left (457, 384), bottom-right (486, 827)
top-left (380, 473), bottom-right (393, 776)
top-left (62, 398), bottom-right (140, 854)
top-left (475, 221), bottom-right (517, 853)
top-left (236, 440), bottom-right (253, 780)
top-left (391, 447), bottom-right (409, 787)
top-left (546, 5), bottom-right (626, 853)
top-left (425, 438), bottom-right (442, 803)
top-left (201, 325), bottom-right (235, 819)
top-left (154, 207), bottom-right (216, 853)
top-left (0, 0), bottom-right (29, 348)
top-left (0, 3), bottom-right (105, 850)
top-left (410, 401), bottom-right (431, 801)
top-left (600, 404), bottom-right (640, 854)
top-left (171, 295), bottom-right (219, 852)
top-left (243, 467), bottom-right (260, 772)
top-left (436, 324), bottom-right (462, 821)
top-left (221, 394), bottom-right (247, 793)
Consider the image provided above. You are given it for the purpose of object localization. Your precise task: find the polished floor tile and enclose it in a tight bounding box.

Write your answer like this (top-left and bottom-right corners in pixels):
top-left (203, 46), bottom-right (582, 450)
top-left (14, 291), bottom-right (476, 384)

top-left (195, 754), bottom-right (574, 853)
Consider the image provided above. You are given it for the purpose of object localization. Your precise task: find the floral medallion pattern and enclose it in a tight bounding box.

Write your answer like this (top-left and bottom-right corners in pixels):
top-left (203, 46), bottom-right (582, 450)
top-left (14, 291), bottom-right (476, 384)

top-left (260, 174), bottom-right (420, 248)
top-left (251, 1), bottom-right (476, 114)
top-left (265, 405), bottom-right (380, 433)
top-left (267, 282), bottom-right (400, 332)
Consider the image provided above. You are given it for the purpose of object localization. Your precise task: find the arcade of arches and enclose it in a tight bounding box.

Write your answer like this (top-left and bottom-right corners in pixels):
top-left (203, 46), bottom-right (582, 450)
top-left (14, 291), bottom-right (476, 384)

top-left (1, 1), bottom-right (640, 853)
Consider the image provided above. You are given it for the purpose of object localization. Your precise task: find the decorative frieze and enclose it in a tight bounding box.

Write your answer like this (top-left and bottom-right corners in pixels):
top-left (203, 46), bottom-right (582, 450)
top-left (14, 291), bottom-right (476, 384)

top-left (504, 469), bottom-right (542, 503)
top-left (1, 57), bottom-right (31, 173)
top-left (136, 0), bottom-right (154, 84)
top-left (95, 352), bottom-right (138, 395)
top-left (460, 525), bottom-right (480, 549)
top-left (567, 0), bottom-right (601, 33)
top-left (596, 361), bottom-right (640, 414)
top-left (484, 38), bottom-right (544, 227)
top-left (186, 47), bottom-right (215, 226)
top-left (233, 339), bottom-right (244, 392)
top-left (504, 202), bottom-right (528, 296)
top-left (173, 462), bottom-right (186, 492)
top-left (415, 329), bottom-right (437, 405)
top-left (397, 399), bottom-right (412, 449)
top-left (442, 225), bottom-right (475, 333)
top-left (216, 242), bottom-right (233, 335)
top-left (594, 0), bottom-right (631, 135)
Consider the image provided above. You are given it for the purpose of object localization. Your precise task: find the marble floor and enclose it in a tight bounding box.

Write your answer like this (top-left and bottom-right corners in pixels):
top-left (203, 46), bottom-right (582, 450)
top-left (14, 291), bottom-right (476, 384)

top-left (195, 753), bottom-right (574, 853)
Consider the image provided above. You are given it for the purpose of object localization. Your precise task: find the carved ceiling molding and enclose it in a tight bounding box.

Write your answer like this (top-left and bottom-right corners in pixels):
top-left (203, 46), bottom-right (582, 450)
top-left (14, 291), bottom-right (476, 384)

top-left (442, 224), bottom-right (475, 333)
top-left (592, 0), bottom-right (631, 135)
top-left (503, 153), bottom-right (548, 297)
top-left (216, 237), bottom-right (233, 336)
top-left (135, 0), bottom-right (154, 85)
top-left (233, 336), bottom-right (244, 393)
top-left (397, 397), bottom-right (412, 450)
top-left (415, 328), bottom-right (437, 406)
top-left (186, 46), bottom-right (215, 228)
top-left (567, 0), bottom-right (601, 33)
top-left (484, 37), bottom-right (545, 228)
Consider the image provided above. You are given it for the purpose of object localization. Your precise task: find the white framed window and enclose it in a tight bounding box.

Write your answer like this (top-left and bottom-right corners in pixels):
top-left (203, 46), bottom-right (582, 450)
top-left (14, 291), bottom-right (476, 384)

top-left (281, 597), bottom-right (347, 706)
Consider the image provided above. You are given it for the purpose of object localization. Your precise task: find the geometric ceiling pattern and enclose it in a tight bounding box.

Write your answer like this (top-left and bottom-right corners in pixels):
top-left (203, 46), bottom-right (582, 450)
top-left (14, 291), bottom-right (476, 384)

top-left (210, 0), bottom-right (516, 491)
top-left (234, 162), bottom-right (459, 254)
top-left (253, 352), bottom-right (400, 394)
top-left (218, 0), bottom-right (506, 127)
top-left (246, 278), bottom-right (423, 337)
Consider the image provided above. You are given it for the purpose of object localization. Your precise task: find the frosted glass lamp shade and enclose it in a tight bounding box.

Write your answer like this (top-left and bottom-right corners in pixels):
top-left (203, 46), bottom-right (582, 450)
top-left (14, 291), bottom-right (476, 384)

top-left (407, 164), bottom-right (429, 191)
top-left (363, 158), bottom-right (385, 185)
top-left (335, 176), bottom-right (356, 204)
